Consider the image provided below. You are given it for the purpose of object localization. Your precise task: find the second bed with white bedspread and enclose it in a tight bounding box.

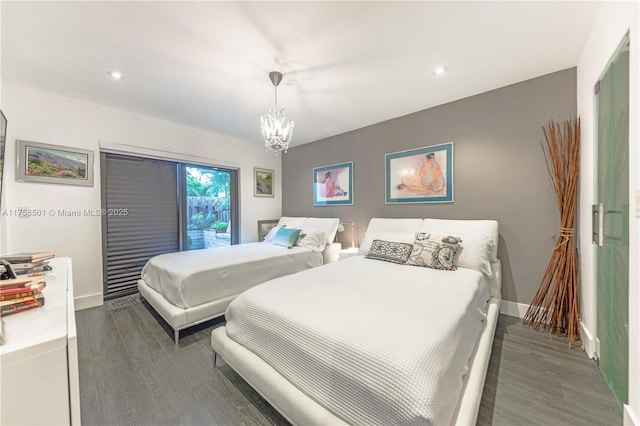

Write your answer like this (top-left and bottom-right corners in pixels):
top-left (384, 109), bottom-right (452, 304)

top-left (142, 242), bottom-right (322, 308)
top-left (225, 255), bottom-right (491, 425)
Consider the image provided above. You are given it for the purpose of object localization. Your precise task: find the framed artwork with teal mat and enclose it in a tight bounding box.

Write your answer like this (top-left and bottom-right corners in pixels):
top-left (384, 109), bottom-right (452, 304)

top-left (386, 142), bottom-right (453, 204)
top-left (313, 161), bottom-right (353, 206)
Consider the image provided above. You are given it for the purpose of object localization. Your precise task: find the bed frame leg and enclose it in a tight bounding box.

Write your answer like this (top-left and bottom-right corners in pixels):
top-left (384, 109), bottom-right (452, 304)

top-left (174, 329), bottom-right (179, 345)
top-left (213, 351), bottom-right (218, 368)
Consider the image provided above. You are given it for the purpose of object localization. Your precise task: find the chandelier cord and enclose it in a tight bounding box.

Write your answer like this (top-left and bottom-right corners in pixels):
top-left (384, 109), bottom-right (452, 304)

top-left (274, 84), bottom-right (278, 110)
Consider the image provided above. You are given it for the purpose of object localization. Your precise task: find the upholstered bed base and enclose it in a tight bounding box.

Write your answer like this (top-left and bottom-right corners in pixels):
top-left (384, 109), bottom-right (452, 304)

top-left (211, 296), bottom-right (501, 425)
top-left (138, 278), bottom-right (234, 344)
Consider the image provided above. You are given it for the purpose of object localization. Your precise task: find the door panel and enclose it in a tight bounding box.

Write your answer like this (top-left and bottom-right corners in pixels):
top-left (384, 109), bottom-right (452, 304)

top-left (595, 38), bottom-right (629, 405)
top-left (183, 165), bottom-right (235, 250)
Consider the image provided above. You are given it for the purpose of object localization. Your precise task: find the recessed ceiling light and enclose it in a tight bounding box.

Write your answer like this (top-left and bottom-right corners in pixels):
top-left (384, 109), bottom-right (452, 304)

top-left (108, 70), bottom-right (124, 80)
top-left (433, 66), bottom-right (448, 76)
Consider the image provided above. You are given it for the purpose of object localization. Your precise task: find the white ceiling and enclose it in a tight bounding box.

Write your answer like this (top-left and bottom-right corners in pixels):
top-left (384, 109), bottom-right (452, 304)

top-left (2, 1), bottom-right (600, 147)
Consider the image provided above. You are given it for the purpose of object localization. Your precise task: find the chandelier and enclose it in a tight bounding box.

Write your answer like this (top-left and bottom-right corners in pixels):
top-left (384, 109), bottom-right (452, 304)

top-left (261, 71), bottom-right (295, 155)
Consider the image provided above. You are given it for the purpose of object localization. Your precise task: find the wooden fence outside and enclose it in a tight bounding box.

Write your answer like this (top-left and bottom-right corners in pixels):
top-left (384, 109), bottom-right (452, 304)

top-left (187, 196), bottom-right (230, 229)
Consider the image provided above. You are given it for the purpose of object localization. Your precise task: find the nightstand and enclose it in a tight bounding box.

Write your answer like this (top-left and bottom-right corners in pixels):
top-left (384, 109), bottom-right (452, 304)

top-left (339, 247), bottom-right (360, 260)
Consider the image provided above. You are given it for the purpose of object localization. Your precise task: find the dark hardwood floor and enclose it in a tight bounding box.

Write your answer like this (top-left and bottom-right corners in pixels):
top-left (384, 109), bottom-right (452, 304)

top-left (76, 295), bottom-right (621, 425)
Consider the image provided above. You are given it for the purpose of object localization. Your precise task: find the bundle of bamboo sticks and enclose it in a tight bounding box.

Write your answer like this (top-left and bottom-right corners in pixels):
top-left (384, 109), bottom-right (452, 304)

top-left (523, 117), bottom-right (581, 346)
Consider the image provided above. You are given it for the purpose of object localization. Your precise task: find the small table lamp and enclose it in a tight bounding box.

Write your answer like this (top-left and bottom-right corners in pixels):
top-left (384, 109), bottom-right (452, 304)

top-left (338, 221), bottom-right (356, 248)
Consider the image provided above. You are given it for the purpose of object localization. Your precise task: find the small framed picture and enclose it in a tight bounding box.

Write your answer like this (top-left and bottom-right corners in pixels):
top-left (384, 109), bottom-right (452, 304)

top-left (385, 142), bottom-right (453, 204)
top-left (313, 161), bottom-right (353, 206)
top-left (17, 139), bottom-right (94, 187)
top-left (258, 219), bottom-right (279, 242)
top-left (254, 167), bottom-right (274, 197)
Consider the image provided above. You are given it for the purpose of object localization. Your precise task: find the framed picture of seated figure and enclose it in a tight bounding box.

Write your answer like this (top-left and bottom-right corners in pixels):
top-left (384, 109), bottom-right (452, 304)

top-left (313, 161), bottom-right (353, 206)
top-left (385, 142), bottom-right (453, 204)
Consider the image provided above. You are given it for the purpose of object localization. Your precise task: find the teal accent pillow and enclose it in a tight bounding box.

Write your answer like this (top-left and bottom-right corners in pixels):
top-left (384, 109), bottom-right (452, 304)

top-left (272, 227), bottom-right (302, 249)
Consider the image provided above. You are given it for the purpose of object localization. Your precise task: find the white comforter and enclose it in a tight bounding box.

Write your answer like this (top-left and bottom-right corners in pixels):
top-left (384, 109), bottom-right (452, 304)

top-left (225, 255), bottom-right (491, 425)
top-left (141, 242), bottom-right (322, 308)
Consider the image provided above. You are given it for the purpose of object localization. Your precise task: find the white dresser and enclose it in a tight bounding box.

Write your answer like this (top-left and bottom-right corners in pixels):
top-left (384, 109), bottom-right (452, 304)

top-left (0, 257), bottom-right (81, 425)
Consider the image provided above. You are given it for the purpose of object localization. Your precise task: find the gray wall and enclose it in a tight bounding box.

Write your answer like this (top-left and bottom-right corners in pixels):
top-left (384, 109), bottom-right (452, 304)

top-left (282, 68), bottom-right (576, 304)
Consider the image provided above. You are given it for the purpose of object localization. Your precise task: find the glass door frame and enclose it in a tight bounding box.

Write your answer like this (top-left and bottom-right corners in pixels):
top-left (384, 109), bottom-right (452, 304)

top-left (180, 163), bottom-right (239, 250)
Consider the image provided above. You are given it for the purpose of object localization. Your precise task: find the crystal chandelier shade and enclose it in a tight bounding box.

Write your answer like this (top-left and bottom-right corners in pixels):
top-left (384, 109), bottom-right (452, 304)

top-left (261, 71), bottom-right (294, 155)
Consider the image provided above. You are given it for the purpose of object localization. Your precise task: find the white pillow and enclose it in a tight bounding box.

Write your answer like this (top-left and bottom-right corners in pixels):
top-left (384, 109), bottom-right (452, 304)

top-left (277, 217), bottom-right (307, 228)
top-left (365, 218), bottom-right (424, 234)
top-left (263, 226), bottom-right (281, 243)
top-left (296, 231), bottom-right (328, 253)
top-left (421, 219), bottom-right (499, 275)
top-left (358, 231), bottom-right (416, 255)
top-left (301, 218), bottom-right (340, 244)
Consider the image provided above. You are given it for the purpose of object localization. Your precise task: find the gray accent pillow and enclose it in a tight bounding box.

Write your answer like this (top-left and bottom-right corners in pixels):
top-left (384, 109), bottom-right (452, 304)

top-left (365, 239), bottom-right (414, 264)
top-left (406, 232), bottom-right (461, 270)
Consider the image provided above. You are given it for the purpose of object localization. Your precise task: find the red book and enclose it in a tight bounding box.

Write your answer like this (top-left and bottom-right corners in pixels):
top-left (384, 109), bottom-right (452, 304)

top-left (0, 287), bottom-right (36, 302)
top-left (0, 295), bottom-right (45, 316)
top-left (0, 293), bottom-right (43, 307)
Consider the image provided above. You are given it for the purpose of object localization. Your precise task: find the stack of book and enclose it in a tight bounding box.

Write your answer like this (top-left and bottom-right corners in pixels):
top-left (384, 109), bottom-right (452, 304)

top-left (2, 252), bottom-right (55, 277)
top-left (0, 276), bottom-right (47, 316)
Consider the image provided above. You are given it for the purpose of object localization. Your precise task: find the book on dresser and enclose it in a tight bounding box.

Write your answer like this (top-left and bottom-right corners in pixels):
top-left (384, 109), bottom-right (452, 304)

top-left (0, 276), bottom-right (47, 316)
top-left (0, 282), bottom-right (46, 301)
top-left (14, 264), bottom-right (48, 277)
top-left (0, 275), bottom-right (47, 289)
top-left (1, 251), bottom-right (56, 264)
top-left (0, 292), bottom-right (45, 316)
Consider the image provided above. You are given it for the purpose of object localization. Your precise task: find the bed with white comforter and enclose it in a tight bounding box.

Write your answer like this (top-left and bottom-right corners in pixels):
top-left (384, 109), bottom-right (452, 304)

top-left (142, 242), bottom-right (322, 309)
top-left (225, 256), bottom-right (490, 425)
top-left (211, 217), bottom-right (502, 425)
top-left (138, 216), bottom-right (340, 344)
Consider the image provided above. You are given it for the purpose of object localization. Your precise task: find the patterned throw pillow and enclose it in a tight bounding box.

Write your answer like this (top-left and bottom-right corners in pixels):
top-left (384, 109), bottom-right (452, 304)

top-left (365, 239), bottom-right (414, 264)
top-left (406, 232), bottom-right (461, 270)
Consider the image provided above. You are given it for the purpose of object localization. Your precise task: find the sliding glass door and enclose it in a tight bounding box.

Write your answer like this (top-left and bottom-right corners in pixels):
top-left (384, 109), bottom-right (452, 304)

top-left (102, 153), bottom-right (239, 299)
top-left (183, 165), bottom-right (238, 250)
top-left (101, 154), bottom-right (180, 298)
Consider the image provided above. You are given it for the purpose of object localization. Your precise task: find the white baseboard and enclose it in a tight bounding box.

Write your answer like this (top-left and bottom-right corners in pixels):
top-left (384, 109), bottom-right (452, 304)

top-left (580, 320), bottom-right (596, 358)
top-left (74, 292), bottom-right (103, 311)
top-left (624, 404), bottom-right (639, 426)
top-left (500, 300), bottom-right (530, 318)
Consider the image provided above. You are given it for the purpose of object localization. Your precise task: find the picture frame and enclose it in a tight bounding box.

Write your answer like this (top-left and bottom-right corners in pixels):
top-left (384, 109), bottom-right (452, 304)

top-left (254, 167), bottom-right (274, 197)
top-left (16, 139), bottom-right (94, 187)
top-left (313, 161), bottom-right (353, 206)
top-left (0, 110), bottom-right (7, 206)
top-left (385, 142), bottom-right (453, 204)
top-left (257, 219), bottom-right (279, 242)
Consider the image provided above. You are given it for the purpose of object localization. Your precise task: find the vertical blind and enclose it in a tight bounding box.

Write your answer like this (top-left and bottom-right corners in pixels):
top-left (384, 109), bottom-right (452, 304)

top-left (102, 153), bottom-right (180, 298)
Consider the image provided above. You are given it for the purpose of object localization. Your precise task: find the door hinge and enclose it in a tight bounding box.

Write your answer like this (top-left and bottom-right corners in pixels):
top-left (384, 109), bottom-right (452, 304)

top-left (594, 80), bottom-right (601, 95)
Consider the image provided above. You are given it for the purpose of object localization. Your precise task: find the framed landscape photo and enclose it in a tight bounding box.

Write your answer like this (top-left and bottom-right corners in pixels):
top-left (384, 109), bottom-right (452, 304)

top-left (385, 142), bottom-right (453, 204)
top-left (17, 140), bottom-right (94, 187)
top-left (254, 167), bottom-right (274, 197)
top-left (257, 219), bottom-right (278, 242)
top-left (313, 161), bottom-right (353, 206)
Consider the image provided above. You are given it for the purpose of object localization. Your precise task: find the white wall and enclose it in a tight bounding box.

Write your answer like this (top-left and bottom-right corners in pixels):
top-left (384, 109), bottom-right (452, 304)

top-left (577, 1), bottom-right (639, 424)
top-left (1, 82), bottom-right (282, 309)
top-left (0, 0), bottom-right (5, 254)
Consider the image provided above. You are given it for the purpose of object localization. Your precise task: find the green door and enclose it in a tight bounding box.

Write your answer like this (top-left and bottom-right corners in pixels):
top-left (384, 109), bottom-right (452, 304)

top-left (594, 36), bottom-right (629, 405)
